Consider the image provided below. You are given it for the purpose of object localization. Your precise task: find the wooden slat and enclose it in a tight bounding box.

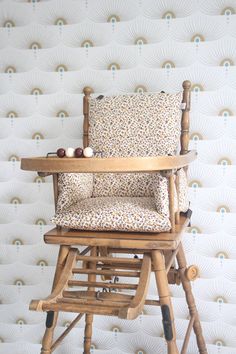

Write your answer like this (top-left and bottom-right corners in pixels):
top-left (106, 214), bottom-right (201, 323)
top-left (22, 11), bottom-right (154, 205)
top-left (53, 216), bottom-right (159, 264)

top-left (96, 263), bottom-right (142, 270)
top-left (68, 280), bottom-right (138, 290)
top-left (42, 302), bottom-right (120, 316)
top-left (62, 290), bottom-right (160, 307)
top-left (108, 248), bottom-right (149, 254)
top-left (45, 236), bottom-right (179, 250)
top-left (63, 290), bottom-right (134, 302)
top-left (47, 229), bottom-right (178, 241)
top-left (76, 255), bottom-right (142, 264)
top-left (21, 151), bottom-right (197, 173)
top-left (72, 268), bottom-right (140, 277)
top-left (58, 297), bottom-right (130, 308)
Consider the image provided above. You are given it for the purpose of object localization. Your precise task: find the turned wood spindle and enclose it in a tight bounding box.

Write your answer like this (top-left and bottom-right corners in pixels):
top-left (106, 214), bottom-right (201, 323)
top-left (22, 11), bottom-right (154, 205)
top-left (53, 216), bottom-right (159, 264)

top-left (181, 80), bottom-right (191, 156)
top-left (83, 87), bottom-right (92, 149)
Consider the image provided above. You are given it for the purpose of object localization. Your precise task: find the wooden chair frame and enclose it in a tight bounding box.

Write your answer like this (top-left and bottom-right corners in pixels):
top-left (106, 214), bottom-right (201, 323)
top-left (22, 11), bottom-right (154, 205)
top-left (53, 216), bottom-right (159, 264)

top-left (21, 81), bottom-right (208, 354)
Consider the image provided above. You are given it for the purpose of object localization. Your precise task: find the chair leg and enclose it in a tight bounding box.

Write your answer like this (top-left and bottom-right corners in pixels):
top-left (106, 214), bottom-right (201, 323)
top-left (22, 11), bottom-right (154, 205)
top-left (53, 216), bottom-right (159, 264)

top-left (176, 243), bottom-right (208, 354)
top-left (84, 314), bottom-right (94, 354)
top-left (40, 245), bottom-right (70, 354)
top-left (152, 250), bottom-right (179, 354)
top-left (41, 312), bottom-right (58, 354)
top-left (83, 247), bottom-right (97, 354)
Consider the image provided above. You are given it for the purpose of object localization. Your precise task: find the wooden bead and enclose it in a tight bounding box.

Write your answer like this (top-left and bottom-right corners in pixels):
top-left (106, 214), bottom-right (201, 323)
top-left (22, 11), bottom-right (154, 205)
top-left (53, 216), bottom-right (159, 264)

top-left (56, 148), bottom-right (65, 158)
top-left (74, 147), bottom-right (83, 158)
top-left (83, 147), bottom-right (93, 158)
top-left (65, 147), bottom-right (75, 158)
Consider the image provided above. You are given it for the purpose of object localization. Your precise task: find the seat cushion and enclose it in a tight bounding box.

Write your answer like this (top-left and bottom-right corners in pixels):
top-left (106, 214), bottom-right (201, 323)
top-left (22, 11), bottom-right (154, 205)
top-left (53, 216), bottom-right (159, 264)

top-left (52, 197), bottom-right (171, 233)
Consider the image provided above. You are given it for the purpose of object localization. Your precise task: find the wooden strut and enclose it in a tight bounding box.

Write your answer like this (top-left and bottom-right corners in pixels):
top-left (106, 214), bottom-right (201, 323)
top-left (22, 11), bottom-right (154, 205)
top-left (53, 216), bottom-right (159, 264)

top-left (51, 313), bottom-right (84, 352)
top-left (152, 250), bottom-right (179, 354)
top-left (40, 245), bottom-right (71, 354)
top-left (83, 247), bottom-right (97, 354)
top-left (177, 243), bottom-right (208, 354)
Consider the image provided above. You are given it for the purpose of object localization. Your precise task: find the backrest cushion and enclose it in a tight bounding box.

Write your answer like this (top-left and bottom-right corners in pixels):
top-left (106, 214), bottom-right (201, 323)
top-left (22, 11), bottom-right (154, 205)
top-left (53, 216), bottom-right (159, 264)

top-left (89, 92), bottom-right (183, 197)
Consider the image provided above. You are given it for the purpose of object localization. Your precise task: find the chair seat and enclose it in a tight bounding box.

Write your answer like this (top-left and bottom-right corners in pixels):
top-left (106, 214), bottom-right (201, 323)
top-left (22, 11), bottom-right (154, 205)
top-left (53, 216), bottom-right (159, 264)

top-left (52, 196), bottom-right (171, 233)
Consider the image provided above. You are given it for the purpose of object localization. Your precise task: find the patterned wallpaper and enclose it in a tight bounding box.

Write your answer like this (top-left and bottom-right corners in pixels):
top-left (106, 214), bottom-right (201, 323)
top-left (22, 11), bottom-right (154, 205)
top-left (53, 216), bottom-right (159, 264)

top-left (0, 0), bottom-right (236, 353)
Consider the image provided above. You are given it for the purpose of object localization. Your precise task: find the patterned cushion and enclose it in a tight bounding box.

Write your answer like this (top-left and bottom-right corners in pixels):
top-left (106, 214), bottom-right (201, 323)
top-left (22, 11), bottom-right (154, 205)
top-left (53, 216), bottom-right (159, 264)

top-left (53, 91), bottom-right (189, 232)
top-left (178, 168), bottom-right (189, 213)
top-left (89, 92), bottom-right (183, 198)
top-left (52, 196), bottom-right (171, 233)
top-left (153, 169), bottom-right (189, 218)
top-left (56, 173), bottom-right (93, 213)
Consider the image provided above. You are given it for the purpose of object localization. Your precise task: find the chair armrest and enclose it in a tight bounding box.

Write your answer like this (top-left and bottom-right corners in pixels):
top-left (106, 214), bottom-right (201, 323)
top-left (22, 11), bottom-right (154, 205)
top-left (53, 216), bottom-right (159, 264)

top-left (20, 151), bottom-right (197, 174)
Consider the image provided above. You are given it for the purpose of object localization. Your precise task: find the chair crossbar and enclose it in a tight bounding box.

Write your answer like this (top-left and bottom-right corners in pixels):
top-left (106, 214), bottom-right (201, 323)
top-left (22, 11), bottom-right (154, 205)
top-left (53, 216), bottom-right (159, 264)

top-left (68, 280), bottom-right (138, 290)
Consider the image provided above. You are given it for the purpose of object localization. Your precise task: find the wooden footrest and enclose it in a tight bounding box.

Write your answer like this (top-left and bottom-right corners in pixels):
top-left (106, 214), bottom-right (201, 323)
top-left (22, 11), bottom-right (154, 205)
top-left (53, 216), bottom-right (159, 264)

top-left (30, 249), bottom-right (152, 320)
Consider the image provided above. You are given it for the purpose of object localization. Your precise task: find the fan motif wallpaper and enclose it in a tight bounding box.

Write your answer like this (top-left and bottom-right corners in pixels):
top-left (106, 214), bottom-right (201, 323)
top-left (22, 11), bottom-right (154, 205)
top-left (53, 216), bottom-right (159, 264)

top-left (0, 0), bottom-right (236, 353)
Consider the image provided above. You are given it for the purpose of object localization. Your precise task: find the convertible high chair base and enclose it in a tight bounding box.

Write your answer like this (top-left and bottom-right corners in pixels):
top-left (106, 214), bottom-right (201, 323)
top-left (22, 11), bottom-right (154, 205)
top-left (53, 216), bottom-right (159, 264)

top-left (21, 81), bottom-right (208, 354)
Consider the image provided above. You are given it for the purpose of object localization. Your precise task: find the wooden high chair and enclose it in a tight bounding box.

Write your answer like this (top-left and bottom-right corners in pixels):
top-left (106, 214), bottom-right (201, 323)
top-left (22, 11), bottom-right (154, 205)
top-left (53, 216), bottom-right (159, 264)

top-left (21, 81), bottom-right (207, 354)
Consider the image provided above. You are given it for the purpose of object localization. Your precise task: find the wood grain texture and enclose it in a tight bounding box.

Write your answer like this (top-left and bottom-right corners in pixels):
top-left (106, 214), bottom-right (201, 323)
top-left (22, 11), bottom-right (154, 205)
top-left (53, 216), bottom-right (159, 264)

top-left (119, 253), bottom-right (151, 319)
top-left (181, 80), bottom-right (191, 155)
top-left (152, 250), bottom-right (179, 353)
top-left (177, 243), bottom-right (208, 354)
top-left (168, 173), bottom-right (176, 233)
top-left (83, 87), bottom-right (92, 148)
top-left (21, 151), bottom-right (197, 173)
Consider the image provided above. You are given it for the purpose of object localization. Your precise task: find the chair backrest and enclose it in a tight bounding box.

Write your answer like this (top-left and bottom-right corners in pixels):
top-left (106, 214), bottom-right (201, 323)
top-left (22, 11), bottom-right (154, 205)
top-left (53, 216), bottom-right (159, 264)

top-left (83, 82), bottom-right (191, 198)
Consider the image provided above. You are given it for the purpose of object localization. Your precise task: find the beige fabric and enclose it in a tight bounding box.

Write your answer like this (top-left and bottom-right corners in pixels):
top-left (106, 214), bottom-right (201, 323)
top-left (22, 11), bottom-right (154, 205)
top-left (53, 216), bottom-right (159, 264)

top-left (52, 196), bottom-right (171, 232)
top-left (56, 173), bottom-right (93, 213)
top-left (53, 91), bottom-right (189, 232)
top-left (92, 172), bottom-right (153, 198)
top-left (153, 169), bottom-right (189, 218)
top-left (89, 92), bottom-right (183, 199)
top-left (178, 168), bottom-right (189, 213)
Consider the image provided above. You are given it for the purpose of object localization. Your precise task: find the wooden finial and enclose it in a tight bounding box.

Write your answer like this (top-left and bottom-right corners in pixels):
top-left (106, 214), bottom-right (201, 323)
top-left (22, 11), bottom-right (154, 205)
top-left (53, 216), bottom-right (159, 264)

top-left (182, 80), bottom-right (191, 90)
top-left (83, 87), bottom-right (93, 96)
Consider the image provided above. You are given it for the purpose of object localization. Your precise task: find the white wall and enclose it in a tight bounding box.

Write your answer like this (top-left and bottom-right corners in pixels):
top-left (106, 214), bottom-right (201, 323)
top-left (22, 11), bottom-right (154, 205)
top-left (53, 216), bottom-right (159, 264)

top-left (0, 0), bottom-right (236, 353)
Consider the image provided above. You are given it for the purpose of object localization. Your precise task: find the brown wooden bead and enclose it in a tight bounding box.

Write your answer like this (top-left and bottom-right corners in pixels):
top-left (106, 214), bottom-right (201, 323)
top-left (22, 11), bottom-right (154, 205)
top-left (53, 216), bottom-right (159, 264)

top-left (74, 147), bottom-right (83, 158)
top-left (57, 148), bottom-right (65, 158)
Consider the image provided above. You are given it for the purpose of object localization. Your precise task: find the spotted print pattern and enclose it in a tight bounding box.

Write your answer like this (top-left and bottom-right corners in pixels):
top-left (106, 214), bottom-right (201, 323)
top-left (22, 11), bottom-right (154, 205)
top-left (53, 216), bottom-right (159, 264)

top-left (53, 91), bottom-right (188, 232)
top-left (153, 169), bottom-right (189, 219)
top-left (89, 92), bottom-right (182, 158)
top-left (178, 168), bottom-right (189, 213)
top-left (52, 197), bottom-right (171, 232)
top-left (56, 173), bottom-right (93, 213)
top-left (89, 92), bottom-right (183, 198)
